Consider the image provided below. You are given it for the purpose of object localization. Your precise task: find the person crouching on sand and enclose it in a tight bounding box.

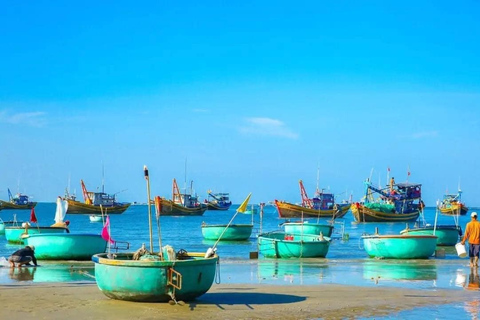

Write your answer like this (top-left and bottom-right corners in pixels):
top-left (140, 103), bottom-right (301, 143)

top-left (8, 245), bottom-right (38, 268)
top-left (462, 212), bottom-right (480, 268)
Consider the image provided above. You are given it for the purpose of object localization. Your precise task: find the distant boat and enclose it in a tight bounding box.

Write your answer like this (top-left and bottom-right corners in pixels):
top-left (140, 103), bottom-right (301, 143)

top-left (5, 198), bottom-right (69, 243)
top-left (201, 193), bottom-right (253, 241)
top-left (275, 180), bottom-right (350, 219)
top-left (351, 180), bottom-right (422, 223)
top-left (89, 215), bottom-right (103, 222)
top-left (258, 231), bottom-right (331, 258)
top-left (438, 190), bottom-right (468, 216)
top-left (65, 180), bottom-right (130, 215)
top-left (157, 179), bottom-right (207, 216)
top-left (0, 188), bottom-right (37, 210)
top-left (92, 165), bottom-right (218, 303)
top-left (205, 192), bottom-right (232, 211)
top-left (362, 233), bottom-right (437, 259)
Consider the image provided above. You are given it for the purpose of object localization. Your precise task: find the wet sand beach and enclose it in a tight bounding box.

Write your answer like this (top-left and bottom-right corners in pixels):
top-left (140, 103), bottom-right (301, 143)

top-left (0, 282), bottom-right (476, 320)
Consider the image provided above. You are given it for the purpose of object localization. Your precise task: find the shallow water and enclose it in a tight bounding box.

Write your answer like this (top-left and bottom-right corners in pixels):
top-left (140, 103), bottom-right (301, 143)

top-left (0, 204), bottom-right (478, 318)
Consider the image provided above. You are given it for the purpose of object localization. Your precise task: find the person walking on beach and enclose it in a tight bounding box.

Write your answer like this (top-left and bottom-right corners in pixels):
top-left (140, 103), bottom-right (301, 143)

top-left (8, 245), bottom-right (38, 268)
top-left (461, 212), bottom-right (480, 268)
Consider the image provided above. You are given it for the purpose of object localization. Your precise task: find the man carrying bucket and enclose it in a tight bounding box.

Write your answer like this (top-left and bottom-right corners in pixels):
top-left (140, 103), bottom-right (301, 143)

top-left (462, 212), bottom-right (480, 268)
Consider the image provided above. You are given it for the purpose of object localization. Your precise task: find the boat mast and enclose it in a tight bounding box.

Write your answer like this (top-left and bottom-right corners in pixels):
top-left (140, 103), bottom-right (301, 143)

top-left (144, 165), bottom-right (154, 252)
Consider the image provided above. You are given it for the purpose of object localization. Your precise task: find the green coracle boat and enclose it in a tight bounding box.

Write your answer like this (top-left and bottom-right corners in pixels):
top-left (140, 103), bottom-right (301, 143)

top-left (201, 223), bottom-right (253, 241)
top-left (281, 221), bottom-right (334, 237)
top-left (5, 226), bottom-right (68, 244)
top-left (257, 231), bottom-right (330, 258)
top-left (362, 234), bottom-right (437, 259)
top-left (400, 225), bottom-right (461, 246)
top-left (24, 233), bottom-right (107, 260)
top-left (92, 251), bottom-right (219, 302)
top-left (92, 166), bottom-right (220, 303)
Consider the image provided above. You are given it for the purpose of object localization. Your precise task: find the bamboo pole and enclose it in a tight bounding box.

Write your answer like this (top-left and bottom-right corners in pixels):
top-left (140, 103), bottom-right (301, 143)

top-left (144, 165), bottom-right (153, 252)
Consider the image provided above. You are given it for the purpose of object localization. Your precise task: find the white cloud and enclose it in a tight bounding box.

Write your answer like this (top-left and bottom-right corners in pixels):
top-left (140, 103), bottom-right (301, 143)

top-left (239, 117), bottom-right (299, 139)
top-left (0, 110), bottom-right (47, 127)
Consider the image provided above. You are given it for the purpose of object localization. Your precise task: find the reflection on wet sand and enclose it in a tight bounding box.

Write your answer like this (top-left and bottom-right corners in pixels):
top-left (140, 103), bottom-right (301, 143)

top-left (0, 265), bottom-right (95, 283)
top-left (257, 260), bottom-right (329, 284)
top-left (363, 261), bottom-right (437, 284)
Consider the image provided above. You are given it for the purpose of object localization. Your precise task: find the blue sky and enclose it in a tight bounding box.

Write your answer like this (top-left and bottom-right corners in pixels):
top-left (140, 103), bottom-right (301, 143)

top-left (1, 1), bottom-right (479, 206)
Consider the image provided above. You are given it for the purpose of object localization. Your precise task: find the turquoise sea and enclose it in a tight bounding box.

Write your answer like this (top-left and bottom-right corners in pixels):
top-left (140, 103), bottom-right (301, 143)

top-left (0, 203), bottom-right (478, 319)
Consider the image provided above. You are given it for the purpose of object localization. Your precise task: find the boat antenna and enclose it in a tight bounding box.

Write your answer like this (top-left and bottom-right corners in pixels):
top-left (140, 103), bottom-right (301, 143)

top-left (144, 165), bottom-right (154, 252)
top-left (102, 162), bottom-right (105, 193)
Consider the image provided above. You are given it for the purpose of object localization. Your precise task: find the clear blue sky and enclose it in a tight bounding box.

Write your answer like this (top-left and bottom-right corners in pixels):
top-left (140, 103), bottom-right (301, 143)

top-left (1, 1), bottom-right (479, 206)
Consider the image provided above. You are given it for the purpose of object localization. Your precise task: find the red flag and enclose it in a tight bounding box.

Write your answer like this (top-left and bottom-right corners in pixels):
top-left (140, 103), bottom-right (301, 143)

top-left (101, 216), bottom-right (115, 244)
top-left (30, 207), bottom-right (38, 223)
top-left (387, 167), bottom-right (390, 172)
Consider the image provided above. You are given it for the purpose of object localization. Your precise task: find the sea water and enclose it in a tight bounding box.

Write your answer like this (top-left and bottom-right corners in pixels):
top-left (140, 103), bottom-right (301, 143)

top-left (0, 204), bottom-right (478, 318)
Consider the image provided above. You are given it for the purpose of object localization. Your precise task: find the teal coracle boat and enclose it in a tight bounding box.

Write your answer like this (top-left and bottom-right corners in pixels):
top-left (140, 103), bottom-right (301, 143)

top-left (257, 231), bottom-right (330, 258)
top-left (362, 234), bottom-right (437, 259)
top-left (400, 225), bottom-right (461, 246)
top-left (92, 166), bottom-right (220, 303)
top-left (281, 221), bottom-right (334, 237)
top-left (201, 223), bottom-right (253, 241)
top-left (5, 226), bottom-right (68, 244)
top-left (92, 251), bottom-right (219, 302)
top-left (24, 233), bottom-right (107, 260)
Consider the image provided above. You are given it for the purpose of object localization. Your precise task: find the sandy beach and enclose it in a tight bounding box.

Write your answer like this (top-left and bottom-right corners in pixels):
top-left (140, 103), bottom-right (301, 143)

top-left (0, 282), bottom-right (476, 320)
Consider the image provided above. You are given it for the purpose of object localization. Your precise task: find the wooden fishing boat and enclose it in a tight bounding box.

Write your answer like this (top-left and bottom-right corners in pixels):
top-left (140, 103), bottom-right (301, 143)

top-left (201, 224), bottom-right (253, 241)
top-left (66, 180), bottom-right (130, 214)
top-left (0, 189), bottom-right (36, 210)
top-left (281, 221), bottom-right (334, 237)
top-left (257, 231), bottom-right (330, 258)
top-left (205, 192), bottom-right (232, 211)
top-left (351, 181), bottom-right (422, 223)
top-left (362, 234), bottom-right (437, 259)
top-left (158, 179), bottom-right (207, 216)
top-left (438, 191), bottom-right (468, 216)
top-left (92, 166), bottom-right (219, 303)
top-left (275, 180), bottom-right (350, 219)
top-left (400, 224), bottom-right (461, 246)
top-left (24, 233), bottom-right (107, 260)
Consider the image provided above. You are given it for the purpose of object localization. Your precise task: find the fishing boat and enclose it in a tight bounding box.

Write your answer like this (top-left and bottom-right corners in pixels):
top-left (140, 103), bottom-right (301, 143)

top-left (280, 221), bottom-right (334, 237)
top-left (89, 215), bottom-right (103, 222)
top-left (65, 180), bottom-right (130, 214)
top-left (438, 190), bottom-right (468, 216)
top-left (351, 180), bottom-right (422, 223)
top-left (205, 192), bottom-right (232, 211)
top-left (201, 193), bottom-right (253, 241)
top-left (400, 224), bottom-right (461, 246)
top-left (257, 231), bottom-right (331, 258)
top-left (0, 189), bottom-right (37, 210)
top-left (24, 233), bottom-right (107, 260)
top-left (362, 232), bottom-right (437, 259)
top-left (400, 202), bottom-right (462, 246)
top-left (4, 199), bottom-right (69, 243)
top-left (157, 179), bottom-right (207, 216)
top-left (275, 180), bottom-right (350, 219)
top-left (92, 166), bottom-right (219, 303)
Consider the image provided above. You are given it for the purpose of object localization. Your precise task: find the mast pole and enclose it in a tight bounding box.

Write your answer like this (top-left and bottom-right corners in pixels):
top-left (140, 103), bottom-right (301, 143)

top-left (144, 165), bottom-right (154, 252)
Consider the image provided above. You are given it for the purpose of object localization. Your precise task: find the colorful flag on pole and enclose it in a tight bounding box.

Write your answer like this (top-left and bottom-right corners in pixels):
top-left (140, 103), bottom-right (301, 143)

top-left (30, 207), bottom-right (38, 223)
top-left (101, 216), bottom-right (115, 244)
top-left (237, 193), bottom-right (252, 213)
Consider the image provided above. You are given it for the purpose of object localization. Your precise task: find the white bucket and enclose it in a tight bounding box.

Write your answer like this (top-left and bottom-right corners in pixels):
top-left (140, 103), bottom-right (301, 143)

top-left (455, 243), bottom-right (467, 258)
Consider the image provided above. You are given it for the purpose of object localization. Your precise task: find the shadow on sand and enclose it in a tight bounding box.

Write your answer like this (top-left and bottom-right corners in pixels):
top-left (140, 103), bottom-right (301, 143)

top-left (191, 291), bottom-right (306, 310)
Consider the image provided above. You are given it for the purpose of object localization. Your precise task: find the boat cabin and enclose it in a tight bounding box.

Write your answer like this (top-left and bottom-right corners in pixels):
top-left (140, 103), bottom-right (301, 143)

top-left (87, 191), bottom-right (117, 207)
top-left (312, 193), bottom-right (335, 210)
top-left (12, 194), bottom-right (31, 205)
